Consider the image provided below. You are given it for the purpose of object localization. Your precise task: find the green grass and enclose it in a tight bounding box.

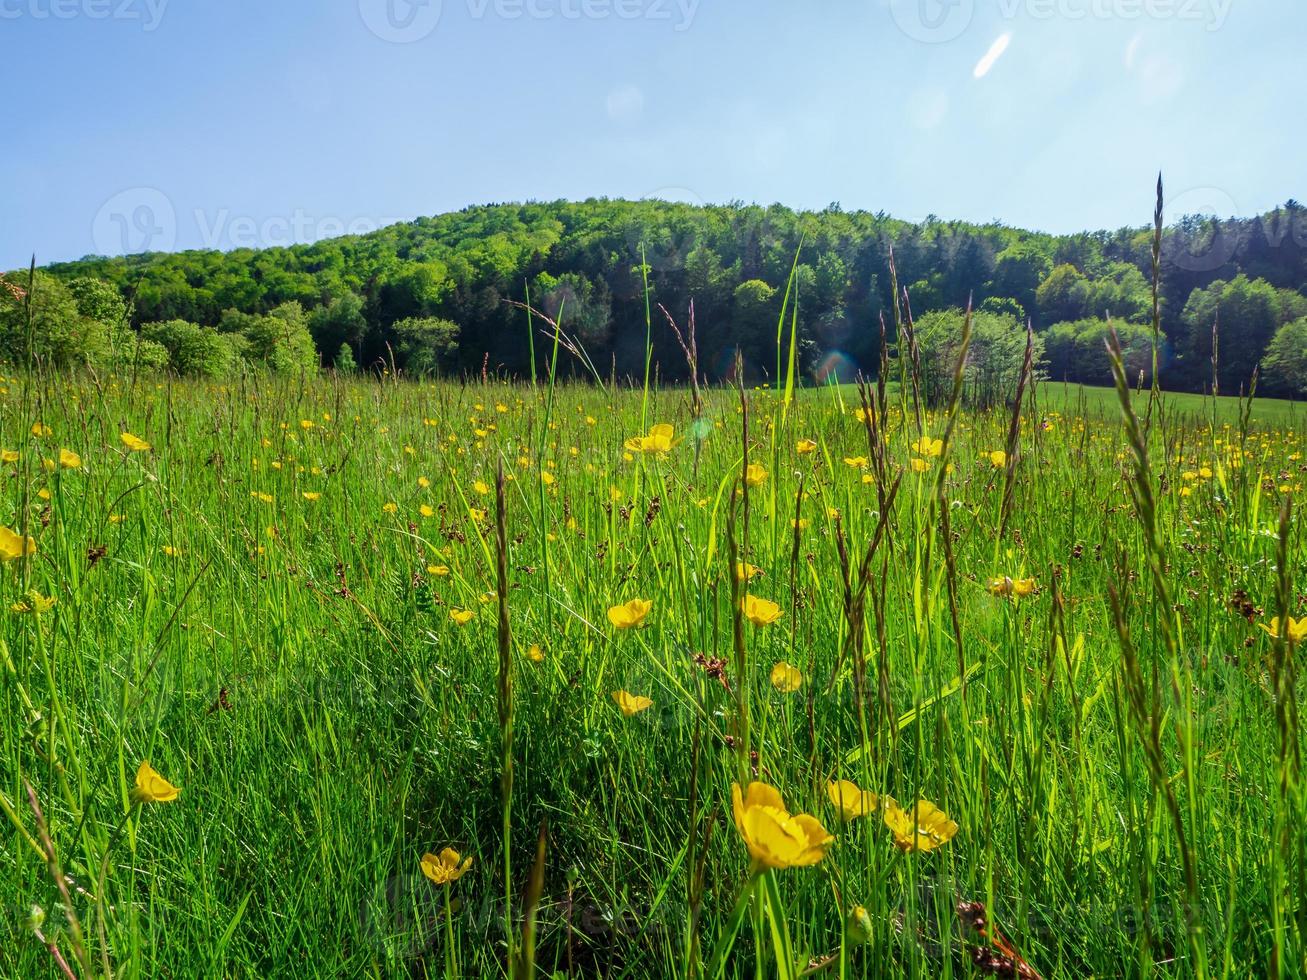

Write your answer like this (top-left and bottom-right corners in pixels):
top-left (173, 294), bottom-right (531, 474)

top-left (1, 370), bottom-right (1304, 978)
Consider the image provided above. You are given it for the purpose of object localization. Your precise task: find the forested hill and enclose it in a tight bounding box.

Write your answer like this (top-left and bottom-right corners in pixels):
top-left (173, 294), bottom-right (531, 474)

top-left (10, 197), bottom-right (1307, 395)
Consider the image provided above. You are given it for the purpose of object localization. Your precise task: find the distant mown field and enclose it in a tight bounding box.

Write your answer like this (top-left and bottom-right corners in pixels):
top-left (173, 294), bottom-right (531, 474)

top-left (2, 370), bottom-right (1304, 978)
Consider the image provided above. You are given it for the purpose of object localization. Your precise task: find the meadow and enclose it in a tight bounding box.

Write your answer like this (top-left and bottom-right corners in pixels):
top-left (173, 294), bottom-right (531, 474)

top-left (1, 360), bottom-right (1304, 978)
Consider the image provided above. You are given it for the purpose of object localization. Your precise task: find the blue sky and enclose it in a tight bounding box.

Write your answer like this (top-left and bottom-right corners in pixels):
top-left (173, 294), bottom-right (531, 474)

top-left (1, 0), bottom-right (1300, 267)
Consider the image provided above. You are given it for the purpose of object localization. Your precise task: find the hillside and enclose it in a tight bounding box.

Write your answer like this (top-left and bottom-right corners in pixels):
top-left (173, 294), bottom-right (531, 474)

top-left (8, 197), bottom-right (1307, 394)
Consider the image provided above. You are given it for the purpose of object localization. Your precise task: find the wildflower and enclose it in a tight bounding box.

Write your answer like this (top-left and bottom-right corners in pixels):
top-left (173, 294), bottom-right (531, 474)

top-left (0, 449), bottom-right (17, 463)
top-left (427, 564), bottom-right (450, 576)
top-left (608, 598), bottom-right (652, 630)
top-left (910, 457), bottom-right (930, 473)
top-left (120, 432), bottom-right (151, 452)
top-left (527, 644), bottom-right (545, 662)
top-left (420, 504), bottom-right (435, 518)
top-left (986, 450), bottom-right (1006, 468)
top-left (827, 779), bottom-right (879, 822)
top-left (449, 608), bottom-right (474, 626)
top-left (745, 463), bottom-right (767, 487)
top-left (612, 690), bottom-right (654, 716)
top-left (31, 422), bottom-right (52, 438)
top-left (420, 848), bottom-right (472, 885)
top-left (769, 661), bottom-right (803, 693)
top-left (131, 760), bottom-right (181, 804)
top-left (1260, 617), bottom-right (1307, 643)
top-left (418, 476), bottom-right (431, 489)
top-left (11, 591), bottom-right (56, 615)
top-left (302, 492), bottom-right (321, 501)
top-left (883, 799), bottom-right (957, 852)
top-left (624, 423), bottom-right (675, 455)
top-left (0, 526), bottom-right (36, 560)
top-left (988, 576), bottom-right (1037, 599)
top-left (742, 594), bottom-right (783, 627)
top-left (162, 545), bottom-right (180, 557)
top-left (474, 480), bottom-right (491, 496)
top-left (734, 561), bottom-right (762, 582)
top-left (58, 449), bottom-right (81, 469)
top-left (843, 456), bottom-right (869, 469)
top-left (796, 438), bottom-right (817, 454)
top-left (731, 781), bottom-right (833, 870)
top-left (912, 437), bottom-right (943, 457)
top-left (383, 502), bottom-right (398, 514)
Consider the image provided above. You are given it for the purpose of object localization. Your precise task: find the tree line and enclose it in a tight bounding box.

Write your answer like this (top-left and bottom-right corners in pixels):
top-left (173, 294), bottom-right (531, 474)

top-left (4, 197), bottom-right (1306, 396)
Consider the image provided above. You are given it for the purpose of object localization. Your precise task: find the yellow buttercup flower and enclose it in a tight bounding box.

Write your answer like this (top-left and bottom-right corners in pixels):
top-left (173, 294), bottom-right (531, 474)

top-left (745, 463), bottom-right (768, 487)
top-left (827, 779), bottom-right (879, 822)
top-left (769, 661), bottom-right (803, 693)
top-left (731, 781), bottom-right (833, 870)
top-left (132, 760), bottom-right (181, 804)
top-left (624, 423), bottom-right (675, 455)
top-left (302, 492), bottom-right (321, 501)
top-left (742, 594), bottom-right (782, 627)
top-left (527, 644), bottom-right (545, 662)
top-left (912, 436), bottom-right (944, 457)
top-left (734, 561), bottom-right (762, 582)
top-left (31, 422), bottom-right (52, 438)
top-left (0, 449), bottom-right (18, 463)
top-left (910, 457), bottom-right (930, 473)
top-left (420, 504), bottom-right (435, 518)
top-left (608, 598), bottom-right (652, 630)
top-left (843, 456), bottom-right (869, 469)
top-left (796, 438), bottom-right (817, 454)
top-left (1260, 616), bottom-right (1307, 643)
top-left (986, 450), bottom-right (1006, 468)
top-left (883, 799), bottom-right (957, 852)
top-left (58, 448), bottom-right (81, 469)
top-left (420, 848), bottom-right (472, 885)
top-left (450, 608), bottom-right (475, 626)
top-left (120, 432), bottom-right (151, 452)
top-left (988, 576), bottom-right (1037, 599)
top-left (612, 689), bottom-right (654, 717)
top-left (428, 564), bottom-right (450, 576)
top-left (0, 526), bottom-right (36, 561)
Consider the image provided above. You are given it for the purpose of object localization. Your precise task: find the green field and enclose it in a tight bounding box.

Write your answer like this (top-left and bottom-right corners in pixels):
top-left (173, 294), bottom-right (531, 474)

top-left (2, 370), bottom-right (1305, 978)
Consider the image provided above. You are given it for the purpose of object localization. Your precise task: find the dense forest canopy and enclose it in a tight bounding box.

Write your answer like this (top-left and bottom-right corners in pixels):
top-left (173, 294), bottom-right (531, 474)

top-left (5, 197), bottom-right (1307, 395)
